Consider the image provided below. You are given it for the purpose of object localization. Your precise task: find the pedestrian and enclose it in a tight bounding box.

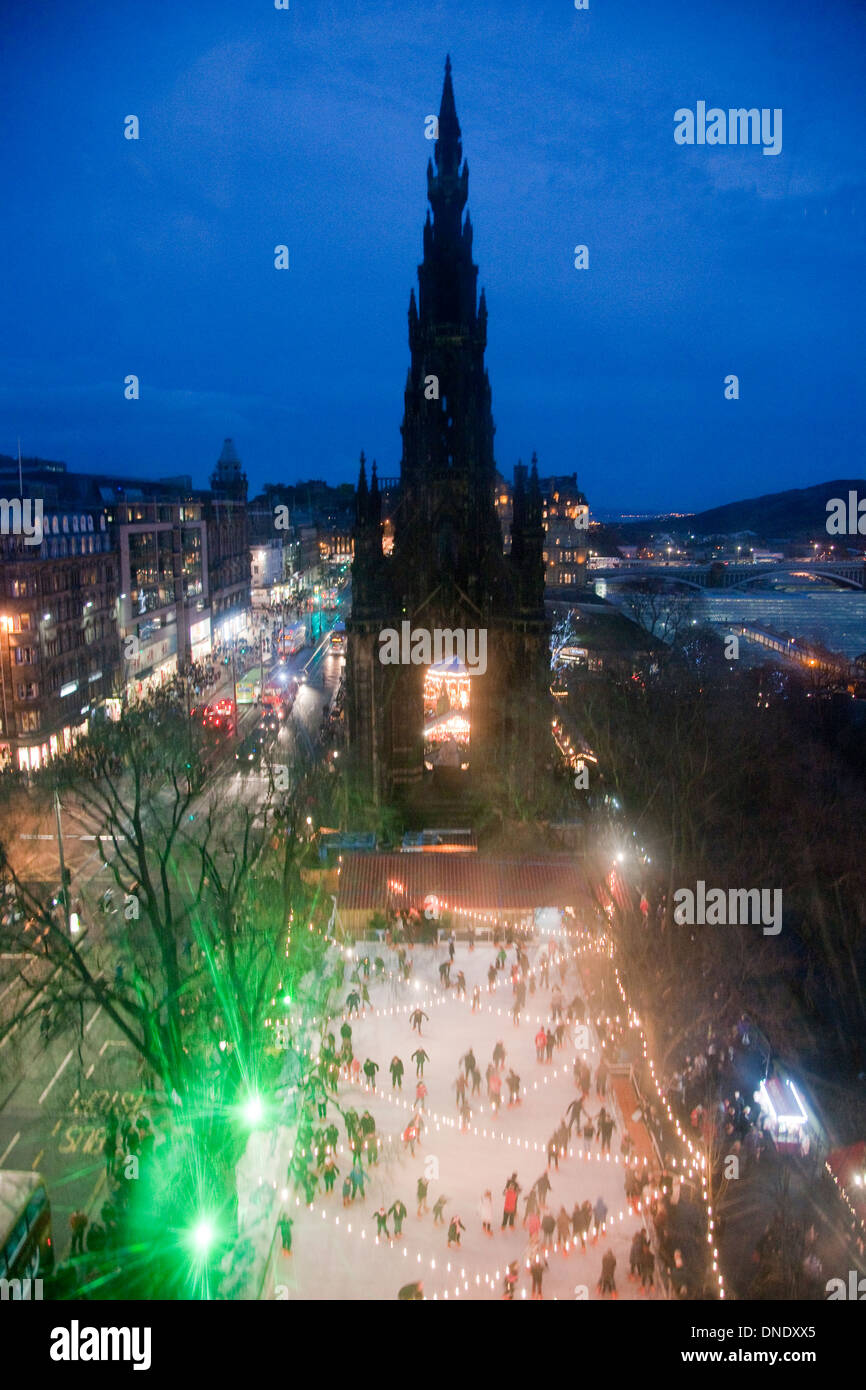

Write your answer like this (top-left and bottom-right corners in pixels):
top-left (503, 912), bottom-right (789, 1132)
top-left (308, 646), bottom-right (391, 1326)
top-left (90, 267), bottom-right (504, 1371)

top-left (598, 1248), bottom-right (617, 1298)
top-left (390, 1199), bottom-right (408, 1237)
top-left (479, 1190), bottom-right (494, 1236)
top-left (69, 1209), bottom-right (88, 1256)
top-left (390, 1055), bottom-right (404, 1088)
top-left (412, 1047), bottom-right (429, 1077)
top-left (433, 1194), bottom-right (449, 1226)
top-left (447, 1215), bottom-right (465, 1248)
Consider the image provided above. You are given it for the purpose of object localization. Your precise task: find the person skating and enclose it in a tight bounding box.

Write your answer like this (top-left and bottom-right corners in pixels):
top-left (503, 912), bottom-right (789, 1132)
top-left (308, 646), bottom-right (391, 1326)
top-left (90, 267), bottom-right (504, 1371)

top-left (630, 1228), bottom-right (648, 1279)
top-left (547, 1133), bottom-right (560, 1170)
top-left (503, 1261), bottom-right (519, 1299)
top-left (544, 1028), bottom-right (555, 1062)
top-left (529, 1250), bottom-right (548, 1299)
top-left (279, 1213), bottom-right (293, 1255)
top-left (566, 1096), bottom-right (584, 1132)
top-left (556, 1205), bottom-right (572, 1252)
top-left (598, 1248), bottom-right (617, 1298)
top-left (479, 1190), bottom-right (494, 1236)
top-left (410, 1008), bottom-right (428, 1035)
top-left (447, 1215), bottom-right (465, 1248)
top-left (448, 932), bottom-right (456, 961)
top-left (596, 1059), bottom-right (609, 1097)
top-left (350, 1162), bottom-right (366, 1200)
top-left (540, 956), bottom-right (550, 989)
top-left (455, 970), bottom-right (466, 997)
top-left (461, 1047), bottom-right (476, 1078)
top-left (390, 1198), bottom-right (408, 1237)
top-left (433, 1194), bottom-right (449, 1226)
top-left (489, 1071), bottom-right (502, 1111)
top-left (472, 985), bottom-right (481, 1012)
top-left (346, 990), bottom-right (361, 1016)
top-left (403, 1116), bottom-right (420, 1157)
top-left (342, 1176), bottom-right (353, 1207)
top-left (363, 1057), bottom-right (379, 1090)
top-left (455, 1072), bottom-right (467, 1107)
top-left (469, 1065), bottom-right (482, 1096)
top-left (535, 1171), bottom-right (551, 1207)
top-left (541, 1210), bottom-right (556, 1250)
top-left (534, 1026), bottom-right (546, 1062)
top-left (373, 1205), bottom-right (390, 1240)
top-left (390, 1055), bottom-right (404, 1088)
top-left (592, 1194), bottom-right (608, 1242)
top-left (412, 1047), bottom-right (429, 1077)
top-left (397, 1280), bottom-right (424, 1300)
top-left (459, 1099), bottom-right (472, 1131)
top-left (487, 964), bottom-right (497, 991)
top-left (523, 1187), bottom-right (539, 1225)
top-left (323, 1155), bottom-right (340, 1193)
top-left (501, 1176), bottom-right (520, 1230)
top-left (639, 1244), bottom-right (656, 1293)
top-left (492, 1040), bottom-right (506, 1069)
top-left (506, 1069), bottom-right (521, 1105)
top-left (438, 960), bottom-right (451, 988)
top-left (416, 1176), bottom-right (429, 1216)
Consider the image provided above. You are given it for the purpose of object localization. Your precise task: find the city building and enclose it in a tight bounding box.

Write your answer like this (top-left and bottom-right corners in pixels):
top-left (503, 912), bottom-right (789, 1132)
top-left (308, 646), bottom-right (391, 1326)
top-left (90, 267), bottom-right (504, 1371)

top-left (0, 462), bottom-right (119, 770)
top-left (347, 59), bottom-right (549, 810)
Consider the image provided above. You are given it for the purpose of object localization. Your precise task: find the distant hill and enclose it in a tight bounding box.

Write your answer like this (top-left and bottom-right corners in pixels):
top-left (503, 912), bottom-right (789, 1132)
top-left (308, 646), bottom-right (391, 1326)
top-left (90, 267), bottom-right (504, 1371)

top-left (618, 481), bottom-right (866, 542)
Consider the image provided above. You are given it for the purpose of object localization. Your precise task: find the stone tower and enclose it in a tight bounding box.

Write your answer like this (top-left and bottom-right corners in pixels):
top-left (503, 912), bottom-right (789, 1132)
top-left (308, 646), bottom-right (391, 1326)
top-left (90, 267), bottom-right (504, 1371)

top-left (347, 58), bottom-right (549, 812)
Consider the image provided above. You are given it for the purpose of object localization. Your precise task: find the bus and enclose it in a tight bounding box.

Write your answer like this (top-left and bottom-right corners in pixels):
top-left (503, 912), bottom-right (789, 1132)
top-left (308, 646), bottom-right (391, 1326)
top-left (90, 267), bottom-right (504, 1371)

top-left (278, 622), bottom-right (307, 658)
top-left (236, 665), bottom-right (263, 705)
top-left (329, 621), bottom-right (346, 655)
top-left (0, 1171), bottom-right (54, 1288)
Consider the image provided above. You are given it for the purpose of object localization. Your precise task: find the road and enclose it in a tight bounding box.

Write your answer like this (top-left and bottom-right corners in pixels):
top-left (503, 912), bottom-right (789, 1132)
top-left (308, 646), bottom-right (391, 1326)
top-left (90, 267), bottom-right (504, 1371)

top-left (0, 606), bottom-right (346, 1259)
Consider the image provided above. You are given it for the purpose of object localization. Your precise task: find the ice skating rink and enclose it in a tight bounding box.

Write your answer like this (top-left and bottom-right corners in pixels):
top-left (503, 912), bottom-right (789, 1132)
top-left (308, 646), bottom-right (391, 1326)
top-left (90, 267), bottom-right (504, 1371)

top-left (277, 939), bottom-right (663, 1301)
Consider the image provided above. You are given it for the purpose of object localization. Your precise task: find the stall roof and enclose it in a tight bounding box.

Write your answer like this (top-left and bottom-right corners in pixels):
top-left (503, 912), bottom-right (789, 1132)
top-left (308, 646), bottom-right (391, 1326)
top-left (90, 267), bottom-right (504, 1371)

top-left (337, 853), bottom-right (591, 914)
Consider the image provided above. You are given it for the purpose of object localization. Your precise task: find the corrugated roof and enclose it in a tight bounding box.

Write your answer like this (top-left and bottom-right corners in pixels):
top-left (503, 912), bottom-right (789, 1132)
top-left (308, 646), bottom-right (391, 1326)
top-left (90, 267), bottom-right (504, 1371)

top-left (337, 853), bottom-right (591, 913)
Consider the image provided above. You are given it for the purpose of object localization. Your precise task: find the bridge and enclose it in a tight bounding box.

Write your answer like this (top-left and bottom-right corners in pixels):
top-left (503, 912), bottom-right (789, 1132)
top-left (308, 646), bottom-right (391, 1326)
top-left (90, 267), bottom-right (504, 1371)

top-left (583, 559), bottom-right (866, 590)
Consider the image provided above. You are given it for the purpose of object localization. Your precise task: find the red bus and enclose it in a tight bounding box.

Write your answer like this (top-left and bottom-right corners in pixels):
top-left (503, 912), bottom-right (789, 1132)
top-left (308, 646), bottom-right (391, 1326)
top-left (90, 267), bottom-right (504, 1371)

top-left (0, 1171), bottom-right (54, 1288)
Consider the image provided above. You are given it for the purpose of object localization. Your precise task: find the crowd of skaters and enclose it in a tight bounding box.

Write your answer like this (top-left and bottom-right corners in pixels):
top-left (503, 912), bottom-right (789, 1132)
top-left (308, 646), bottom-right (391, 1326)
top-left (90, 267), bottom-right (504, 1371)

top-left (283, 929), bottom-right (664, 1300)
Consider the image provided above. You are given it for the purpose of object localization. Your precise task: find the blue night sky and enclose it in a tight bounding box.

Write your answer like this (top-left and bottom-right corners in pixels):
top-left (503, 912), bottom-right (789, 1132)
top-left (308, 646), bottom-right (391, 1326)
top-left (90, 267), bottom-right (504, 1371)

top-left (1, 0), bottom-right (864, 512)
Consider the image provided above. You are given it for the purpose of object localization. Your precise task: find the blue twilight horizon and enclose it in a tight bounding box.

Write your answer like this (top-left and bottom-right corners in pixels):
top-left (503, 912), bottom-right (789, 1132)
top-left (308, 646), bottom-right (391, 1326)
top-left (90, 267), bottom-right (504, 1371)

top-left (0, 0), bottom-right (864, 512)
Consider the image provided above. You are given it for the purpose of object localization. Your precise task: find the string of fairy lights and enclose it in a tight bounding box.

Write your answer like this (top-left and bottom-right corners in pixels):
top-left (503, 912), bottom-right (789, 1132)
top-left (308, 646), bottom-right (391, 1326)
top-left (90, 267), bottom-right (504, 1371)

top-left (270, 902), bottom-right (726, 1299)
